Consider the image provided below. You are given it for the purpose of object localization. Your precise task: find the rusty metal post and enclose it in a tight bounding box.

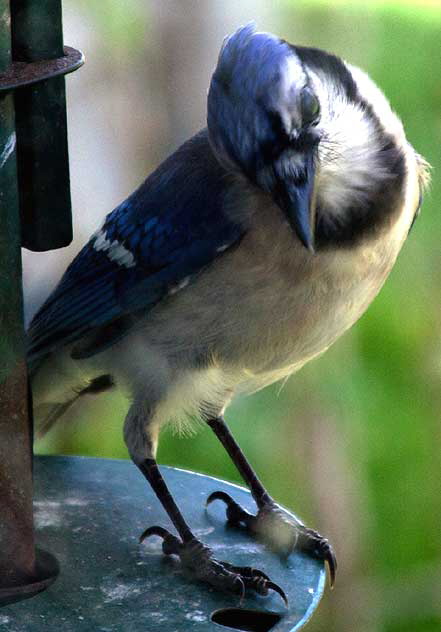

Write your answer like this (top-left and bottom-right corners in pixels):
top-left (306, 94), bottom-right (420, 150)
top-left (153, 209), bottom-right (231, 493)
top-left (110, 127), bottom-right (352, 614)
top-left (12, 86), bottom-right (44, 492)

top-left (0, 0), bottom-right (37, 598)
top-left (0, 0), bottom-right (83, 606)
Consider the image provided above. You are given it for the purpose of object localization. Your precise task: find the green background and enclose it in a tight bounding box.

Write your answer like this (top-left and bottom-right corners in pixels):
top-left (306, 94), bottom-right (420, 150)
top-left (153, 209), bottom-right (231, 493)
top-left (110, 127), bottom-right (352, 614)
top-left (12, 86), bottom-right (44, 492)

top-left (34, 2), bottom-right (441, 630)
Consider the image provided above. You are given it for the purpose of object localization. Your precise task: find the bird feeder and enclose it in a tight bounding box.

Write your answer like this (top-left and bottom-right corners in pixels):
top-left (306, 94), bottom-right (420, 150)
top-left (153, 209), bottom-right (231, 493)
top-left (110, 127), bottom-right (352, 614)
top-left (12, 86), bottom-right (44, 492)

top-left (0, 2), bottom-right (326, 629)
top-left (2, 457), bottom-right (325, 631)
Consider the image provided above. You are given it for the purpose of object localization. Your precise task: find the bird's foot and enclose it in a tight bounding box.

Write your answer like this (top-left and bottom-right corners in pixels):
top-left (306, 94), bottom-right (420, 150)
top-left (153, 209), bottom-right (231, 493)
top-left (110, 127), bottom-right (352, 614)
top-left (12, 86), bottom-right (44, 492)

top-left (140, 525), bottom-right (287, 605)
top-left (206, 491), bottom-right (336, 586)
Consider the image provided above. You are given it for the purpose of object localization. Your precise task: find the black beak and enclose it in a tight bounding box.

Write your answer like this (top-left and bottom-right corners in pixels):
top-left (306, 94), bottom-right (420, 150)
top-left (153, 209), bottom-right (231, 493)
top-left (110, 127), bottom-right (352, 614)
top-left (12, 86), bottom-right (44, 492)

top-left (273, 151), bottom-right (316, 252)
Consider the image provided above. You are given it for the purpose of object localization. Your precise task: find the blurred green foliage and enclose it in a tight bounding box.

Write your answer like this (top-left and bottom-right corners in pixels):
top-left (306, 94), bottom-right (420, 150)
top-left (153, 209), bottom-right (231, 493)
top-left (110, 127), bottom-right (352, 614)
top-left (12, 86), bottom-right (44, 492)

top-left (36, 2), bottom-right (441, 631)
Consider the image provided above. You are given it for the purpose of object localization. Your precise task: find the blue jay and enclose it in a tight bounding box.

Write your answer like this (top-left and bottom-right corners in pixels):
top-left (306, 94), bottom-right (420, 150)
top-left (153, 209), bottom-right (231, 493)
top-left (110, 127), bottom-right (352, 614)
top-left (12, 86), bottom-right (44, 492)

top-left (28, 25), bottom-right (429, 602)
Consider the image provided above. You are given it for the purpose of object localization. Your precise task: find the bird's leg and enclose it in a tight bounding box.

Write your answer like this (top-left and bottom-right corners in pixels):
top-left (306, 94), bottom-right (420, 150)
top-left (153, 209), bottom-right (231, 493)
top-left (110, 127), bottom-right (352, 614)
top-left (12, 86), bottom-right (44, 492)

top-left (125, 405), bottom-right (286, 602)
top-left (206, 416), bottom-right (336, 585)
top-left (137, 459), bottom-right (287, 603)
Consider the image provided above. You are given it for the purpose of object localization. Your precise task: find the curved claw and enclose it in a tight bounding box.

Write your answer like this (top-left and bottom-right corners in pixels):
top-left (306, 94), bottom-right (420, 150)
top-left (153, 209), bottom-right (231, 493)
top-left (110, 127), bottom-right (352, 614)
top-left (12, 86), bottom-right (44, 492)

top-left (266, 580), bottom-right (289, 608)
top-left (206, 490), bottom-right (235, 507)
top-left (325, 545), bottom-right (337, 588)
top-left (139, 525), bottom-right (171, 543)
top-left (139, 525), bottom-right (181, 556)
top-left (234, 576), bottom-right (246, 603)
top-left (311, 531), bottom-right (337, 588)
top-left (298, 528), bottom-right (337, 587)
top-left (206, 490), bottom-right (254, 527)
top-left (225, 564), bottom-right (288, 607)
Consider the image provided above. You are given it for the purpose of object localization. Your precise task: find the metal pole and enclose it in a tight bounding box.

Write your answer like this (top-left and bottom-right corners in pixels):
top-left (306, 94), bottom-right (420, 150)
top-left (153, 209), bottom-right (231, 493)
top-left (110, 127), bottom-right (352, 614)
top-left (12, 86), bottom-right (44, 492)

top-left (11, 0), bottom-right (73, 251)
top-left (0, 0), bottom-right (37, 592)
top-left (0, 0), bottom-right (69, 606)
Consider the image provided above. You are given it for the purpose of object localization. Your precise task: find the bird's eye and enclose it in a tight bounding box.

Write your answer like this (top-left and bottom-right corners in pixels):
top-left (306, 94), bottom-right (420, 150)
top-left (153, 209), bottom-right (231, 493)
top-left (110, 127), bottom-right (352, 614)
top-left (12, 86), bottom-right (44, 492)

top-left (300, 87), bottom-right (320, 126)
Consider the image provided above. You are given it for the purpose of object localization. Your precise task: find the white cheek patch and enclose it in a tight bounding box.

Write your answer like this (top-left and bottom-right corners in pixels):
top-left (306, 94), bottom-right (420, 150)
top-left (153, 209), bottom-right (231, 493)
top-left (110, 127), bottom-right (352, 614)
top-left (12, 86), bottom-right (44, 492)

top-left (309, 70), bottom-right (397, 219)
top-left (318, 99), bottom-right (391, 215)
top-left (346, 64), bottom-right (405, 144)
top-left (93, 228), bottom-right (136, 268)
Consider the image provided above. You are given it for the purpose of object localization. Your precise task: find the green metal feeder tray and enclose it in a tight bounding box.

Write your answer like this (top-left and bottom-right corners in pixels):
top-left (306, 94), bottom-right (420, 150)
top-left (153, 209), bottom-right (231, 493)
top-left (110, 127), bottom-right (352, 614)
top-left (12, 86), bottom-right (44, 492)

top-left (1, 456), bottom-right (325, 631)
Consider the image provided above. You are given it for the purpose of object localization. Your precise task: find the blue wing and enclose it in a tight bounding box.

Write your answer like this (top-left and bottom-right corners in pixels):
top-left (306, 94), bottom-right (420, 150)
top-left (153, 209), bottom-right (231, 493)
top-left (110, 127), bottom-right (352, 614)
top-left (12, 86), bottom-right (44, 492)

top-left (27, 131), bottom-right (244, 365)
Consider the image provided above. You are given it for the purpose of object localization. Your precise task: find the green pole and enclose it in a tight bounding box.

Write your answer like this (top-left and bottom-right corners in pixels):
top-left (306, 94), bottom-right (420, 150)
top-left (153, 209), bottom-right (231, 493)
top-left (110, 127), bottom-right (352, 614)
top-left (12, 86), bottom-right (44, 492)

top-left (11, 0), bottom-right (73, 251)
top-left (0, 0), bottom-right (37, 589)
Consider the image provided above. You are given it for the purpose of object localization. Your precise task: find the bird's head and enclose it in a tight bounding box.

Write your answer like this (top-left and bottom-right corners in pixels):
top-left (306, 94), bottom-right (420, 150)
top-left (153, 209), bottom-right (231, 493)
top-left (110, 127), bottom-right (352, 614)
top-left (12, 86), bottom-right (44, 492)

top-left (207, 25), bottom-right (430, 252)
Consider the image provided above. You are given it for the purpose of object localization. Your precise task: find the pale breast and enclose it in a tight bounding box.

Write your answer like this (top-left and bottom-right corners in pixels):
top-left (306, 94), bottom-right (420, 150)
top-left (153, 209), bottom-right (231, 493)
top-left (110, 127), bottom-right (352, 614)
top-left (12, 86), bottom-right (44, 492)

top-left (211, 192), bottom-right (415, 395)
top-left (138, 180), bottom-right (415, 406)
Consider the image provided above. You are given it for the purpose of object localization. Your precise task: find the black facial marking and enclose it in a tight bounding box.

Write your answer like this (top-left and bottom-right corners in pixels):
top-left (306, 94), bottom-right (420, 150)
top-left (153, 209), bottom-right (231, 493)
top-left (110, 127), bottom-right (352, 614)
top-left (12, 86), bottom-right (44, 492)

top-left (408, 189), bottom-right (423, 234)
top-left (289, 44), bottom-right (408, 249)
top-left (315, 136), bottom-right (407, 249)
top-left (292, 45), bottom-right (359, 103)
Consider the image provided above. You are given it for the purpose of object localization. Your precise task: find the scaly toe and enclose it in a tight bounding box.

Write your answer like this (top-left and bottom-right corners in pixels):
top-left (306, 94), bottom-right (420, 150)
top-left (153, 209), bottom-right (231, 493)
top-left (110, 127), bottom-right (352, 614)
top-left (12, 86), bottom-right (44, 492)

top-left (207, 492), bottom-right (337, 586)
top-left (297, 527), bottom-right (337, 587)
top-left (140, 526), bottom-right (288, 605)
